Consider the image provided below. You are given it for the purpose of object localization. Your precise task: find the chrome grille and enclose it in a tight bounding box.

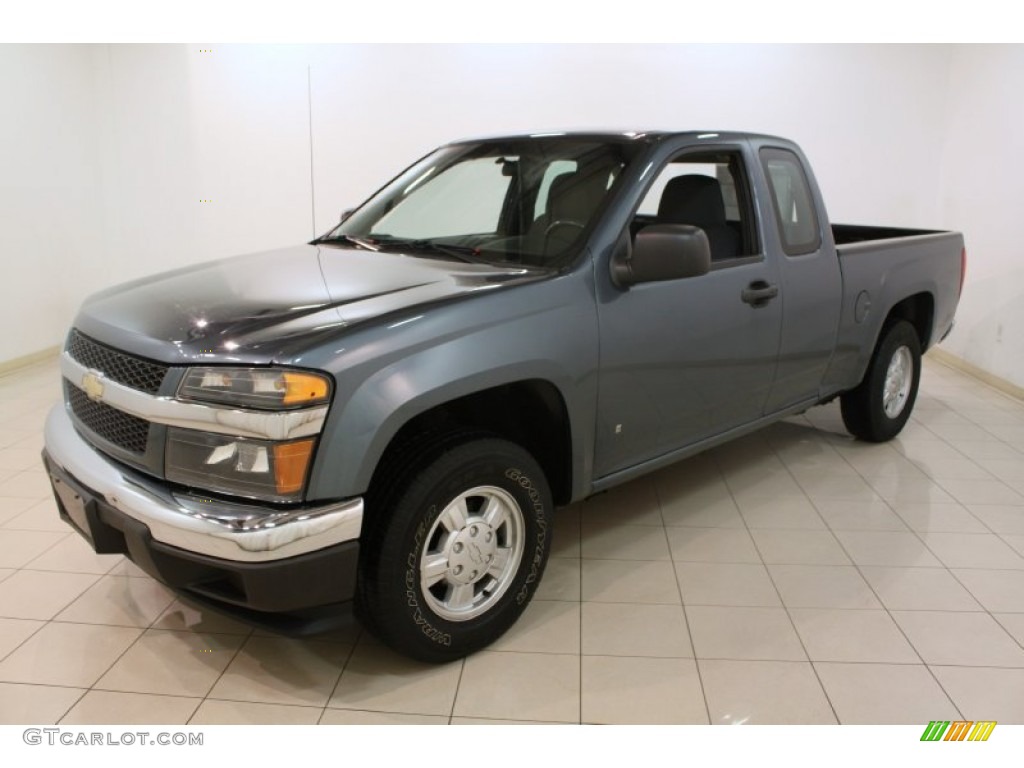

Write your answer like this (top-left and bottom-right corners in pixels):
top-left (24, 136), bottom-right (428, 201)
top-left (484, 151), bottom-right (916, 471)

top-left (66, 330), bottom-right (168, 394)
top-left (68, 385), bottom-right (151, 455)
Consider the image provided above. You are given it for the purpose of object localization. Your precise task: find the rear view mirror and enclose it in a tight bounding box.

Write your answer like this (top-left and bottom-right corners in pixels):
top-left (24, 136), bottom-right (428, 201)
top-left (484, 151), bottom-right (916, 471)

top-left (611, 224), bottom-right (711, 287)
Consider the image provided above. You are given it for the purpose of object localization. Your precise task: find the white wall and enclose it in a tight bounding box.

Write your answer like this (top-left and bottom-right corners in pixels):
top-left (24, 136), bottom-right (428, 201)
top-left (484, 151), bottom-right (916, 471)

top-left (0, 45), bottom-right (104, 360)
top-left (86, 45), bottom-right (311, 286)
top-left (934, 45), bottom-right (1024, 388)
top-left (2, 43), bottom-right (1018, 390)
top-left (306, 44), bottom-right (953, 231)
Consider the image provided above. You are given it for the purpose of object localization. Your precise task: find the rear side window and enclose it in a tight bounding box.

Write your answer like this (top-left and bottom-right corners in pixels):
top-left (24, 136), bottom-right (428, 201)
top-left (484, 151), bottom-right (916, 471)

top-left (760, 148), bottom-right (821, 255)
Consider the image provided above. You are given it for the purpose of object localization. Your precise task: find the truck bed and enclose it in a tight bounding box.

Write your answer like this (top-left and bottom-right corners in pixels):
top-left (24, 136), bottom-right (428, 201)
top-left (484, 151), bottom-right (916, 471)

top-left (832, 223), bottom-right (946, 245)
top-left (823, 227), bottom-right (964, 396)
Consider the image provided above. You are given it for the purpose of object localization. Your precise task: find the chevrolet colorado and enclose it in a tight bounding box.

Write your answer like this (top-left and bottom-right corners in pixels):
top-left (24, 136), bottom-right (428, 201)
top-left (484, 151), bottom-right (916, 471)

top-left (42, 131), bottom-right (965, 661)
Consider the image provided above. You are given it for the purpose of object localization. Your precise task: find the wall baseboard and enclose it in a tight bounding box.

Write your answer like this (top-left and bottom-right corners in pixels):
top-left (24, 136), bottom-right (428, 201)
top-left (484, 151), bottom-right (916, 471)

top-left (0, 346), bottom-right (60, 377)
top-left (927, 347), bottom-right (1024, 403)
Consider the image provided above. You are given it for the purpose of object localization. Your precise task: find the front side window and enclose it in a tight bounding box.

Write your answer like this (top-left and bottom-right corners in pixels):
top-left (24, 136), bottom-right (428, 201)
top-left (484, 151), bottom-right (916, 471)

top-left (631, 149), bottom-right (759, 263)
top-left (322, 139), bottom-right (638, 268)
top-left (760, 148), bottom-right (821, 255)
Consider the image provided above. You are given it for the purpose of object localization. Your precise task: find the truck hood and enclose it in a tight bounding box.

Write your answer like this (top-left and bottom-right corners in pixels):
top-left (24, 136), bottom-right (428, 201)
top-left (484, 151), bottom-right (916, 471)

top-left (73, 244), bottom-right (546, 364)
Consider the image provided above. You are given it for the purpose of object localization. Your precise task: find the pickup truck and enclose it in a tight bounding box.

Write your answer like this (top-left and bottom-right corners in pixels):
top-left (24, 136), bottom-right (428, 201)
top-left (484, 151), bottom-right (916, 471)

top-left (42, 131), bottom-right (965, 662)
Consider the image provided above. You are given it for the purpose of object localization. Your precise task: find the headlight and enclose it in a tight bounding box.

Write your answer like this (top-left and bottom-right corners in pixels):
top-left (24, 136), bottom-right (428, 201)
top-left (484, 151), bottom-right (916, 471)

top-left (166, 428), bottom-right (315, 503)
top-left (177, 367), bottom-right (331, 410)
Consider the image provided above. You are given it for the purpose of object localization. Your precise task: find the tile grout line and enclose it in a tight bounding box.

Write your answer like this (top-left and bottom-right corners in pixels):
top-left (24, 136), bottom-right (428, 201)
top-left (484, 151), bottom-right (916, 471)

top-left (184, 630), bottom-right (253, 726)
top-left (445, 657), bottom-right (467, 725)
top-left (0, 617), bottom-right (50, 670)
top-left (728, 440), bottom-right (843, 725)
top-left (574, 504), bottom-right (582, 725)
top-left (0, 510), bottom-right (104, 723)
top-left (654, 462), bottom-right (718, 726)
top-left (861, 446), bottom-right (1024, 654)
top-left (900, 376), bottom-right (1024, 496)
top-left (315, 630), bottom-right (361, 726)
top-left (829, 426), bottom-right (967, 720)
top-left (91, 585), bottom-right (225, 724)
top-left (58, 585), bottom-right (180, 724)
top-left (54, 687), bottom-right (91, 725)
top-left (140, 593), bottom-right (251, 726)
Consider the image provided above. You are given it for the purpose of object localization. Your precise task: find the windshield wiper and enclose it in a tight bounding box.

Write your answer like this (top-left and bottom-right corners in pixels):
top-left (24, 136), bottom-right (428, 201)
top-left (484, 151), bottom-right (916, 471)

top-left (369, 236), bottom-right (481, 263)
top-left (312, 234), bottom-right (380, 251)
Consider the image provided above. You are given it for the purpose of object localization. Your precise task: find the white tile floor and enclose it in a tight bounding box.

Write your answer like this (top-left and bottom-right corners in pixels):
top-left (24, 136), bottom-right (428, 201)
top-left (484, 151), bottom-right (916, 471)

top-left (1, 354), bottom-right (1023, 725)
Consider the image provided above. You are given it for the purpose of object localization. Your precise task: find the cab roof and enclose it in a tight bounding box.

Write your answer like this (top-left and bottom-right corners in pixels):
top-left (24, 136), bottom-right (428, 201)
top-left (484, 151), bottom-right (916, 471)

top-left (446, 130), bottom-right (790, 145)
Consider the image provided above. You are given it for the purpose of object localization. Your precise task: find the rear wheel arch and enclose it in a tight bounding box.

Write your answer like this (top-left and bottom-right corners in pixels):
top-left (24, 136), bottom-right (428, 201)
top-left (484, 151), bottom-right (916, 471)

top-left (881, 292), bottom-right (934, 351)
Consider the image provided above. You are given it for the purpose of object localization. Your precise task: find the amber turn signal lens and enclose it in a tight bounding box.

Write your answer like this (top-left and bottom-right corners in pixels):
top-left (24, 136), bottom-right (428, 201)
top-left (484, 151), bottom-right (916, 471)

top-left (281, 372), bottom-right (330, 406)
top-left (273, 439), bottom-right (315, 495)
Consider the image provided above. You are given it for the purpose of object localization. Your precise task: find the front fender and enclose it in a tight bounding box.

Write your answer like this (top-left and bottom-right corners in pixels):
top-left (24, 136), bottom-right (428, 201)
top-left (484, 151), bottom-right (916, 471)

top-left (304, 273), bottom-right (599, 504)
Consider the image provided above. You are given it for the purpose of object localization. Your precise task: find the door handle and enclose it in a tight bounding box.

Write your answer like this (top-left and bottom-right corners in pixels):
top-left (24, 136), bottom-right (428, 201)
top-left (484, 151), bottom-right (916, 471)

top-left (741, 281), bottom-right (779, 307)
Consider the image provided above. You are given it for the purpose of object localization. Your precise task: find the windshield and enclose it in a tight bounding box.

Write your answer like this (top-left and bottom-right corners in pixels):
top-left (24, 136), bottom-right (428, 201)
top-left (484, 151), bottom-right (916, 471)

top-left (319, 138), bottom-right (639, 268)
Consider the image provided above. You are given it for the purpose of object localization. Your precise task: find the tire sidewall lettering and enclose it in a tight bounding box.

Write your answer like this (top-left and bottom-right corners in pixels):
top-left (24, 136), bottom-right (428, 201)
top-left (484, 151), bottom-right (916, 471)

top-left (363, 438), bottom-right (554, 661)
top-left (405, 464), bottom-right (550, 635)
top-left (403, 505), bottom-right (452, 646)
top-left (505, 467), bottom-right (549, 605)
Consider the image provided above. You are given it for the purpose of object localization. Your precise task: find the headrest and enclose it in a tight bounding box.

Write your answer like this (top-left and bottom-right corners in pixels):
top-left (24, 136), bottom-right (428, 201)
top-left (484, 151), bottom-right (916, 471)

top-left (548, 165), bottom-right (612, 223)
top-left (657, 175), bottom-right (727, 228)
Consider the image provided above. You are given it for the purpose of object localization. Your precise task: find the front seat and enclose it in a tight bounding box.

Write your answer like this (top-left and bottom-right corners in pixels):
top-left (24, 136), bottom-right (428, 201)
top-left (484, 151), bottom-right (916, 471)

top-left (657, 175), bottom-right (740, 261)
top-left (528, 165), bottom-right (613, 257)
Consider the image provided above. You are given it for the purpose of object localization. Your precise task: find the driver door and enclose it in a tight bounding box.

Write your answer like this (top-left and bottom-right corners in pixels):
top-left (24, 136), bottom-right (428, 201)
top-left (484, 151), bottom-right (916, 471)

top-left (594, 145), bottom-right (783, 478)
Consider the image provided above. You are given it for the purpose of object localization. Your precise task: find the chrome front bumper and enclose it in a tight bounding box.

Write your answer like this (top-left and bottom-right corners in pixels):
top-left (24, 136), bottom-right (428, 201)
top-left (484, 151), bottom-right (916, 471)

top-left (44, 404), bottom-right (363, 563)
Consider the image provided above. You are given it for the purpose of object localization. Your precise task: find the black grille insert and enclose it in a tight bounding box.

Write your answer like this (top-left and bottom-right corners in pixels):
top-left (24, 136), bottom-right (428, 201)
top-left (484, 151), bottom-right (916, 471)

top-left (67, 330), bottom-right (168, 394)
top-left (68, 385), bottom-right (151, 455)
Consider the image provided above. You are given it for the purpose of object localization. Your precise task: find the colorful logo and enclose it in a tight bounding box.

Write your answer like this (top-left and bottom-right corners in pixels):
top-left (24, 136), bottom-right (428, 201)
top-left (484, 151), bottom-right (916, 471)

top-left (921, 721), bottom-right (996, 742)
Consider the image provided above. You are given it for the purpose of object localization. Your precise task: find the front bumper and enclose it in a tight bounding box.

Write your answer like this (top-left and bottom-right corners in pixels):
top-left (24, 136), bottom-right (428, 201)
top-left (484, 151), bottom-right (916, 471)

top-left (43, 404), bottom-right (364, 615)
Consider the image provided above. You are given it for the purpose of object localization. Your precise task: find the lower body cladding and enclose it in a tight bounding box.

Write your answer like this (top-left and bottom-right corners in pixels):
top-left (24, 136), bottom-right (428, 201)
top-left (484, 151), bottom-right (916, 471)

top-left (42, 405), bottom-right (364, 634)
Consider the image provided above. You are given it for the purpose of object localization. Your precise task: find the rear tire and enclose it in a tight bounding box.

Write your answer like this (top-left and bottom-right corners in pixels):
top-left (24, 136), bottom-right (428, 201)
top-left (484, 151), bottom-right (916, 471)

top-left (840, 320), bottom-right (921, 442)
top-left (356, 436), bottom-right (552, 663)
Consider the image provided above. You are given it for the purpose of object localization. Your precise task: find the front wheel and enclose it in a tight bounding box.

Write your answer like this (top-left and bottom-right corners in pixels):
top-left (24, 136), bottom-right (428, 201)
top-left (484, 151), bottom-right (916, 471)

top-left (840, 320), bottom-right (922, 442)
top-left (356, 436), bottom-right (553, 663)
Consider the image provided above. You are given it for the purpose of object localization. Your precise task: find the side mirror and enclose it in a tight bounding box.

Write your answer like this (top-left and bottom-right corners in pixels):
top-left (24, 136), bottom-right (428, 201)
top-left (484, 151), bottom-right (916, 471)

top-left (611, 224), bottom-right (711, 288)
top-left (339, 208), bottom-right (354, 222)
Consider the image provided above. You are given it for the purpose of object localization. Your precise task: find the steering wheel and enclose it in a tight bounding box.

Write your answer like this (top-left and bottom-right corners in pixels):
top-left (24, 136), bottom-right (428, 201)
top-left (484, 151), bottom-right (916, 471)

top-left (543, 220), bottom-right (586, 253)
top-left (544, 220), bottom-right (586, 239)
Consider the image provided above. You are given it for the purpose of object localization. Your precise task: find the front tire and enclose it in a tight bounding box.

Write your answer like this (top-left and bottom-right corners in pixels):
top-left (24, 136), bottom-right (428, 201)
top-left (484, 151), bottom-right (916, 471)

top-left (356, 436), bottom-right (553, 663)
top-left (840, 320), bottom-right (922, 442)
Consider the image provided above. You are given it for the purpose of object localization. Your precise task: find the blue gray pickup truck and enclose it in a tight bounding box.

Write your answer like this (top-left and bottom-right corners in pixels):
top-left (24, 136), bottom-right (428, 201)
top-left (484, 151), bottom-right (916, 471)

top-left (42, 131), bottom-right (965, 661)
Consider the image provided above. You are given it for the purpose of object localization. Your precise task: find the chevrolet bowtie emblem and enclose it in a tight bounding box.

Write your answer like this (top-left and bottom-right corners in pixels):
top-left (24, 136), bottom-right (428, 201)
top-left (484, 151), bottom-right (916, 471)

top-left (82, 372), bottom-right (105, 402)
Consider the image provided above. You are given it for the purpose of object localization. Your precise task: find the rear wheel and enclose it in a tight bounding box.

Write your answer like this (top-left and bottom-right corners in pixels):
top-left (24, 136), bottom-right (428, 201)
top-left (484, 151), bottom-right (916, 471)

top-left (840, 320), bottom-right (922, 442)
top-left (356, 436), bottom-right (552, 663)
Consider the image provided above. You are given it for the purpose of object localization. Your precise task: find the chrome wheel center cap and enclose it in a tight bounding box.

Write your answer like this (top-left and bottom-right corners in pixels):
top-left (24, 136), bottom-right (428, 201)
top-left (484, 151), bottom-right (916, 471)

top-left (446, 523), bottom-right (497, 585)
